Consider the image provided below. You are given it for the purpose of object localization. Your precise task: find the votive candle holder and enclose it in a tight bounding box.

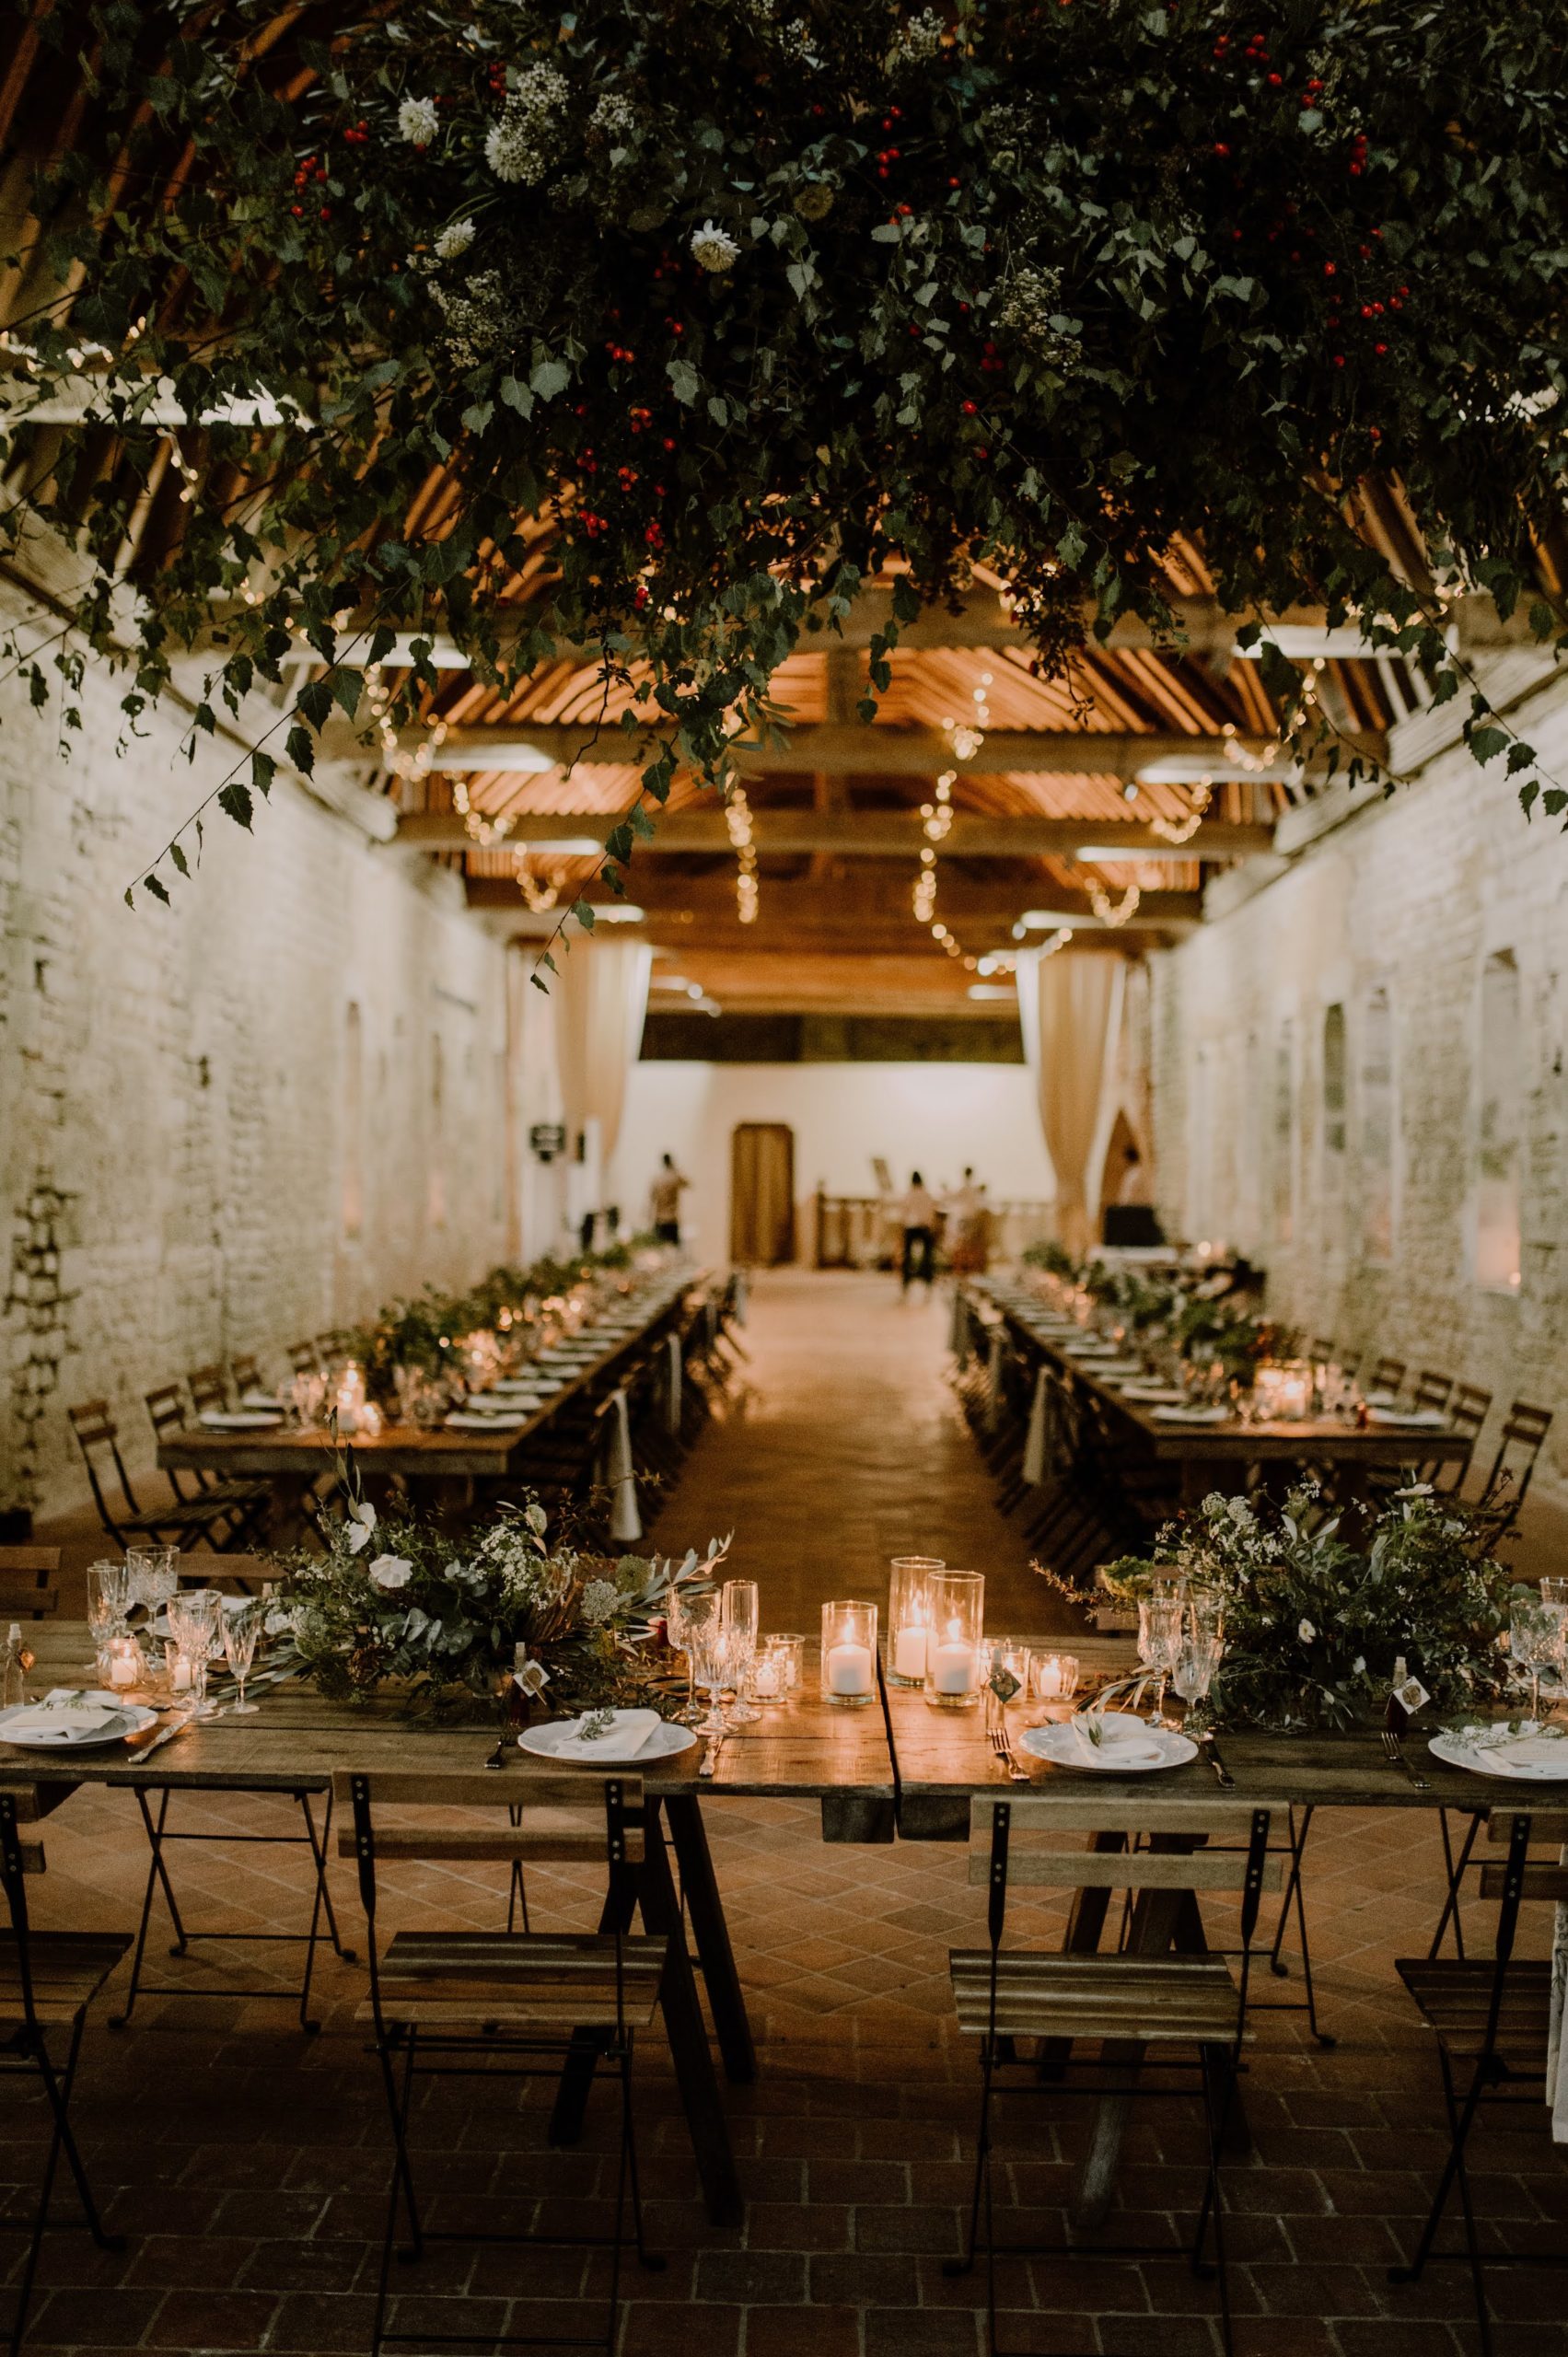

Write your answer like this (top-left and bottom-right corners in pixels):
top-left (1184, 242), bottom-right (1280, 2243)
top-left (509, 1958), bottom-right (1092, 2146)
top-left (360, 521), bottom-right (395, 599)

top-left (820, 1601), bottom-right (877, 1709)
top-left (923, 1571), bottom-right (985, 1711)
top-left (887, 1555), bottom-right (945, 1688)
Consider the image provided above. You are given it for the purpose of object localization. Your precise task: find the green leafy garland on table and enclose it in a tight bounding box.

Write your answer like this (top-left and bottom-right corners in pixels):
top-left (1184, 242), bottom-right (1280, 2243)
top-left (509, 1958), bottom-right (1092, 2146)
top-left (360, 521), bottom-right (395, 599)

top-left (6, 2), bottom-right (1568, 912)
top-left (348, 1236), bottom-right (656, 1408)
top-left (1019, 1239), bottom-right (1275, 1382)
top-left (1087, 1485), bottom-right (1519, 1733)
top-left (280, 1471), bottom-right (727, 1718)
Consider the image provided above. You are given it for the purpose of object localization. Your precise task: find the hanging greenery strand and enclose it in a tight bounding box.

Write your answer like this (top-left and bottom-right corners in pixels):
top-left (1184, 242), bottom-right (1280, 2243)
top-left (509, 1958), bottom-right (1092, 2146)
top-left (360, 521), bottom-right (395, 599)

top-left (3, 0), bottom-right (1565, 909)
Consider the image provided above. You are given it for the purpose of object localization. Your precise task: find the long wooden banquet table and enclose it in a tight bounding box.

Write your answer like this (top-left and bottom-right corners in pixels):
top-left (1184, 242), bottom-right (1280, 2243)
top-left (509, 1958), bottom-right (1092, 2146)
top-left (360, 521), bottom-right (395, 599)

top-left (0, 1623), bottom-right (1511, 2234)
top-left (156, 1274), bottom-right (704, 1536)
top-left (969, 1277), bottom-right (1472, 1501)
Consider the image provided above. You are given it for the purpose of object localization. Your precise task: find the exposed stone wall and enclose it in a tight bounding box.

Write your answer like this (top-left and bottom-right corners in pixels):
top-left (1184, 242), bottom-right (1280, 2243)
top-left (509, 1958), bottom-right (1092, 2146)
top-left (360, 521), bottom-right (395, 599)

top-left (0, 589), bottom-right (517, 1522)
top-left (1148, 666), bottom-right (1568, 1505)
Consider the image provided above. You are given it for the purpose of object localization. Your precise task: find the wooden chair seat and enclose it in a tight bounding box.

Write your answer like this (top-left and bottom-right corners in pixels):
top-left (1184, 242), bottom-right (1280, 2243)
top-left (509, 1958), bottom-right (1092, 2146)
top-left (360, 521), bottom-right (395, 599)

top-left (950, 1949), bottom-right (1243, 2043)
top-left (1395, 1956), bottom-right (1553, 2062)
top-left (355, 1929), bottom-right (668, 2032)
top-left (0, 1931), bottom-right (133, 2026)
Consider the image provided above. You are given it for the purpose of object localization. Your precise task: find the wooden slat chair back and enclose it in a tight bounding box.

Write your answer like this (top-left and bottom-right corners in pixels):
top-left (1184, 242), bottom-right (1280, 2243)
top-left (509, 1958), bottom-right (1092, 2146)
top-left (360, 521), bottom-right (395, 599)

top-left (66, 1399), bottom-right (231, 1551)
top-left (229, 1353), bottom-right (263, 1396)
top-left (1476, 1401), bottom-right (1555, 1531)
top-left (144, 1388), bottom-right (271, 1550)
top-left (144, 1382), bottom-right (207, 1503)
top-left (1411, 1368), bottom-right (1456, 1414)
top-left (333, 1770), bottom-right (665, 2039)
top-left (285, 1339), bottom-right (321, 1376)
top-left (1391, 1810), bottom-right (1568, 2354)
top-left (1308, 1337), bottom-right (1338, 1364)
top-left (1365, 1354), bottom-right (1408, 1399)
top-left (187, 1363), bottom-right (229, 1415)
top-left (948, 1799), bottom-right (1277, 2357)
top-left (0, 1790), bottom-right (133, 2351)
top-left (0, 1547), bottom-right (60, 1621)
top-left (1430, 1382), bottom-right (1494, 1498)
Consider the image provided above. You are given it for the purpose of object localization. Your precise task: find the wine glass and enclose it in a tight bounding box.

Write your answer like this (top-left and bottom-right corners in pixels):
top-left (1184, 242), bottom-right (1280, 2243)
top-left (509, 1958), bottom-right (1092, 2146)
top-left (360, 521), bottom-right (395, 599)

top-left (223, 1600), bottom-right (265, 1714)
top-left (688, 1616), bottom-right (732, 1740)
top-left (669, 1589), bottom-right (717, 1726)
top-left (127, 1547), bottom-right (180, 1622)
top-left (721, 1579), bottom-right (761, 1724)
top-left (1509, 1590), bottom-right (1559, 1724)
top-left (168, 1588), bottom-right (224, 1714)
top-left (1539, 1576), bottom-right (1568, 1708)
top-left (86, 1562), bottom-right (131, 1681)
top-left (1138, 1589), bottom-right (1186, 1730)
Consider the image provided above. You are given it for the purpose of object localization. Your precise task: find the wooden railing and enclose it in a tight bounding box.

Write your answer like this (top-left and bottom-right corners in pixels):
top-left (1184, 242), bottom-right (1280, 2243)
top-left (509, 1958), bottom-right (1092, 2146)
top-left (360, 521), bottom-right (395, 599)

top-left (813, 1193), bottom-right (1057, 1270)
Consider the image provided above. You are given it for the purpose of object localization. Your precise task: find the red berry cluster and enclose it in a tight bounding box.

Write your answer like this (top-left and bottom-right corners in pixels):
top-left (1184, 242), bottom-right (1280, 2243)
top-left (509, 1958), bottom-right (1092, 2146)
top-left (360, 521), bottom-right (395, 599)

top-left (579, 511), bottom-right (608, 539)
top-left (342, 118), bottom-right (369, 147)
top-left (486, 62), bottom-right (507, 96)
top-left (290, 155), bottom-right (330, 221)
top-left (1348, 130), bottom-right (1368, 178)
top-left (1301, 75), bottom-right (1326, 110)
top-left (979, 340), bottom-right (1005, 377)
top-left (628, 406), bottom-right (653, 434)
top-left (604, 340), bottom-right (635, 364)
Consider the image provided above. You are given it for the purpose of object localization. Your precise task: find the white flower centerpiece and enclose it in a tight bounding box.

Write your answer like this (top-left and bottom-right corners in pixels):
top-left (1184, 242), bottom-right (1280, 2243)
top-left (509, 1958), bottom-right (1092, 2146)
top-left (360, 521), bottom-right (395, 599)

top-left (277, 1469), bottom-right (728, 1721)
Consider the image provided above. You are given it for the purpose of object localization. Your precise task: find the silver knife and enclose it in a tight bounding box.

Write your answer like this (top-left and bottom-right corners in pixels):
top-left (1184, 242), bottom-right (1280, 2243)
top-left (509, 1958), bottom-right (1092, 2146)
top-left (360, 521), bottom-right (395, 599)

top-left (1199, 1727), bottom-right (1236, 1789)
top-left (125, 1713), bottom-right (195, 1765)
top-left (699, 1730), bottom-right (727, 1780)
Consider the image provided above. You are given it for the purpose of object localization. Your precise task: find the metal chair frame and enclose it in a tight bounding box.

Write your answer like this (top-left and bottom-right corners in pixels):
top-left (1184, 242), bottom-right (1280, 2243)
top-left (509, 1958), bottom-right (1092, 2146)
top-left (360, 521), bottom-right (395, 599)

top-left (1390, 1808), bottom-right (1568, 2356)
top-left (66, 1400), bottom-right (238, 1553)
top-left (947, 1799), bottom-right (1272, 2357)
top-left (0, 1794), bottom-right (130, 2356)
top-left (142, 1385), bottom-right (271, 1547)
top-left (345, 1770), bottom-right (666, 2357)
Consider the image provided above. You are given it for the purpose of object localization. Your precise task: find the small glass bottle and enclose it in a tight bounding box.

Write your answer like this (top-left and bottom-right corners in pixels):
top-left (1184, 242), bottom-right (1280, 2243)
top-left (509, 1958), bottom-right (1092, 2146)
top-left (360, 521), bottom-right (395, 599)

top-left (1, 1625), bottom-right (28, 1710)
top-left (1387, 1655), bottom-right (1410, 1736)
top-left (505, 1642), bottom-right (531, 1729)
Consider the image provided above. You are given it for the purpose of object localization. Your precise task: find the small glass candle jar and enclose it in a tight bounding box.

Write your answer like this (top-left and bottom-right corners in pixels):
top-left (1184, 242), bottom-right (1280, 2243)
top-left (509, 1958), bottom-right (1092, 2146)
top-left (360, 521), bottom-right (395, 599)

top-left (752, 1639), bottom-right (792, 1702)
top-left (1032, 1651), bottom-right (1080, 1703)
top-left (819, 1601), bottom-right (877, 1709)
top-left (1253, 1360), bottom-right (1314, 1422)
top-left (988, 1637), bottom-right (1032, 1701)
top-left (887, 1556), bottom-right (945, 1688)
top-left (106, 1634), bottom-right (143, 1691)
top-left (923, 1571), bottom-right (985, 1710)
top-left (769, 1634), bottom-right (807, 1692)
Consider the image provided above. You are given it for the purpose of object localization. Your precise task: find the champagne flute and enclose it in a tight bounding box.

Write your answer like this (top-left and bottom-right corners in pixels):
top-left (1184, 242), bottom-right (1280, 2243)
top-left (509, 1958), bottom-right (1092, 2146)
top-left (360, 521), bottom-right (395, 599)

top-left (670, 1589), bottom-right (717, 1727)
top-left (223, 1600), bottom-right (265, 1714)
top-left (1138, 1591), bottom-right (1186, 1730)
top-left (86, 1562), bottom-right (131, 1679)
top-left (721, 1578), bottom-right (761, 1724)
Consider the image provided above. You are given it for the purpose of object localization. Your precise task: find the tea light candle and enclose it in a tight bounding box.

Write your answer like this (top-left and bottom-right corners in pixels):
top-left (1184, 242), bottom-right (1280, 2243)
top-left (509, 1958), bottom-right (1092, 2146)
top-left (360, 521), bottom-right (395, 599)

top-left (931, 1631), bottom-right (974, 1695)
top-left (827, 1642), bottom-right (873, 1698)
top-left (752, 1652), bottom-right (783, 1701)
top-left (1034, 1652), bottom-right (1079, 1701)
top-left (893, 1621), bottom-right (929, 1682)
top-left (107, 1636), bottom-right (139, 1689)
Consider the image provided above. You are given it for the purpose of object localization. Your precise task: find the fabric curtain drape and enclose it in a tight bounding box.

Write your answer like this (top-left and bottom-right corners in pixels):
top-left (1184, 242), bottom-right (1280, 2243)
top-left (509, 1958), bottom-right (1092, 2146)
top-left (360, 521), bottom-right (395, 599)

top-left (552, 940), bottom-right (652, 1170)
top-left (1018, 949), bottom-right (1122, 1256)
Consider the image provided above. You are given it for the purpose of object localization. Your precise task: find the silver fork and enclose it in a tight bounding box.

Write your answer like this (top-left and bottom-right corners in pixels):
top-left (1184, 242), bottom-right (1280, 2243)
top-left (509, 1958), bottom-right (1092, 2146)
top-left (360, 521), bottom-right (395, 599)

top-left (989, 1720), bottom-right (1030, 1782)
top-left (1381, 1728), bottom-right (1430, 1790)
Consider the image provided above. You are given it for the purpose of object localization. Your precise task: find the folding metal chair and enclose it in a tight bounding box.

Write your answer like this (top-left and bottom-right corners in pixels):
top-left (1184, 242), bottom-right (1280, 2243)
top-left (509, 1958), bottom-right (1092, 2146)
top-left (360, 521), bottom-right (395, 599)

top-left (1365, 1354), bottom-right (1408, 1399)
top-left (1390, 1807), bottom-right (1567, 2355)
top-left (0, 1792), bottom-right (132, 2355)
top-left (1475, 1401), bottom-right (1555, 1537)
top-left (946, 1796), bottom-right (1274, 2357)
top-left (338, 1768), bottom-right (668, 2357)
top-left (66, 1400), bottom-right (238, 1554)
top-left (144, 1385), bottom-right (271, 1546)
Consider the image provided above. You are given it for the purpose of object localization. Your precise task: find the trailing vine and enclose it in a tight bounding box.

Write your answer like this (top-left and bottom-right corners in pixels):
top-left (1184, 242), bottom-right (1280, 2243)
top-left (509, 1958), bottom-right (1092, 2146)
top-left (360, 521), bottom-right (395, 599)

top-left (2, 0), bottom-right (1565, 907)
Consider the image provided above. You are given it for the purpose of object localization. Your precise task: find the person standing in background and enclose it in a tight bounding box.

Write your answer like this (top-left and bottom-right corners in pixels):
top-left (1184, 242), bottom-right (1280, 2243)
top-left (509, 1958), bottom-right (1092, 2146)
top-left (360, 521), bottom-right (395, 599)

top-left (898, 1170), bottom-right (938, 1292)
top-left (650, 1153), bottom-right (691, 1246)
top-left (1117, 1143), bottom-right (1153, 1206)
top-left (946, 1166), bottom-right (991, 1275)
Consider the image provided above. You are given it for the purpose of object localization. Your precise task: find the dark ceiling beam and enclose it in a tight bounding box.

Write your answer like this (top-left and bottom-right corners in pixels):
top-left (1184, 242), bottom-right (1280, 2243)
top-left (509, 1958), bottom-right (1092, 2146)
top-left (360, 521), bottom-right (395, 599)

top-left (464, 872), bottom-right (1201, 932)
top-left (399, 809), bottom-right (1272, 857)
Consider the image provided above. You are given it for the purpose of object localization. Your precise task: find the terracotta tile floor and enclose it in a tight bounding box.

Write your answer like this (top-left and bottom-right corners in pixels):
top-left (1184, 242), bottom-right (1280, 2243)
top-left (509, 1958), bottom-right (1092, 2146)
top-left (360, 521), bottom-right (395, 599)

top-left (10, 1271), bottom-right (1566, 2353)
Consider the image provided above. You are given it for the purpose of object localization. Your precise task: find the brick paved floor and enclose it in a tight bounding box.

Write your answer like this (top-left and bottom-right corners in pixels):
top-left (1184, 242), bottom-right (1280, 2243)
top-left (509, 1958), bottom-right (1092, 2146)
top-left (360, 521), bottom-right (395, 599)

top-left (10, 1273), bottom-right (1565, 2353)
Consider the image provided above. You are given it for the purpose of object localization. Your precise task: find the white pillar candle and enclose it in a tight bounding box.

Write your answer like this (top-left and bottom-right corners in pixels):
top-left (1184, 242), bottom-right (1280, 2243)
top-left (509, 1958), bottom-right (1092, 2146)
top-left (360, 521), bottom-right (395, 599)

top-left (753, 1655), bottom-right (782, 1700)
top-left (107, 1642), bottom-right (138, 1689)
top-left (1035, 1654), bottom-right (1069, 1700)
top-left (826, 1642), bottom-right (873, 1698)
top-left (931, 1641), bottom-right (973, 1696)
top-left (892, 1624), bottom-right (928, 1683)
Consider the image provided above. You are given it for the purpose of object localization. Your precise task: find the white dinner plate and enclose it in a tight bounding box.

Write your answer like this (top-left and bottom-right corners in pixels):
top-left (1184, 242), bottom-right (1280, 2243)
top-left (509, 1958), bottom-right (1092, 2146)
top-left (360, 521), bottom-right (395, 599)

top-left (199, 1410), bottom-right (285, 1430)
top-left (1021, 1713), bottom-right (1197, 1774)
top-left (1153, 1405), bottom-right (1233, 1426)
top-left (1366, 1407), bottom-right (1450, 1430)
top-left (1427, 1728), bottom-right (1568, 1782)
top-left (517, 1718), bottom-right (696, 1765)
top-left (0, 1695), bottom-right (159, 1749)
top-left (1120, 1384), bottom-right (1188, 1405)
top-left (446, 1411), bottom-right (527, 1433)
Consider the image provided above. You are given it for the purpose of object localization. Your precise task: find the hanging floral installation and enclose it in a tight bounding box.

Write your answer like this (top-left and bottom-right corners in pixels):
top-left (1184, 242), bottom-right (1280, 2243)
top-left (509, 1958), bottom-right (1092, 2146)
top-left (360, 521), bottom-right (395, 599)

top-left (2, 0), bottom-right (1565, 909)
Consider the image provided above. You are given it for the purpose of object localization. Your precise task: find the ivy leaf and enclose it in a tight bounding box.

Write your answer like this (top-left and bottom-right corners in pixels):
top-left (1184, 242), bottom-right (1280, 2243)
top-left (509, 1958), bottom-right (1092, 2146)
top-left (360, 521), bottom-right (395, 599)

top-left (217, 782), bottom-right (254, 830)
top-left (529, 357), bottom-right (571, 401)
top-left (667, 358), bottom-right (701, 403)
top-left (1468, 726), bottom-right (1509, 764)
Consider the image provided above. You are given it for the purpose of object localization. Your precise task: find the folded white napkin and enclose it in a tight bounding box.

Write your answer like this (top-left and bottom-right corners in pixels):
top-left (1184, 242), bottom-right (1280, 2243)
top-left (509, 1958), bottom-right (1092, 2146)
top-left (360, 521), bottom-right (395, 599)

top-left (1489, 1734), bottom-right (1568, 1771)
top-left (547, 1709), bottom-right (663, 1761)
top-left (5, 1702), bottom-right (121, 1741)
top-left (1069, 1713), bottom-right (1167, 1768)
top-left (446, 1411), bottom-right (525, 1432)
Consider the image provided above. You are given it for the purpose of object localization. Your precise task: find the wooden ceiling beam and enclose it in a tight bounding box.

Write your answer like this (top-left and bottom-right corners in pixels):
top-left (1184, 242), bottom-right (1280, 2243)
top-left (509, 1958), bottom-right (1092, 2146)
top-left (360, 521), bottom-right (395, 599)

top-left (201, 586), bottom-right (1544, 661)
top-left (400, 808), bottom-right (1272, 857)
top-left (362, 722), bottom-right (1366, 779)
top-left (465, 872), bottom-right (1201, 932)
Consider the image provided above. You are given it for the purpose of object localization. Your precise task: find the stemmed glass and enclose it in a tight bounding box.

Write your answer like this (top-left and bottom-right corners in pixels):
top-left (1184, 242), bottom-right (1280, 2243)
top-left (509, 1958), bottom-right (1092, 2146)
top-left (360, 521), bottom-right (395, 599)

top-left (1138, 1584), bottom-right (1187, 1730)
top-left (1509, 1590), bottom-right (1559, 1724)
top-left (668, 1588), bottom-right (717, 1726)
top-left (223, 1600), bottom-right (265, 1714)
top-left (688, 1616), bottom-right (733, 1740)
top-left (86, 1562), bottom-right (131, 1682)
top-left (168, 1588), bottom-right (224, 1715)
top-left (1538, 1577), bottom-right (1568, 1710)
top-left (127, 1548), bottom-right (180, 1624)
top-left (721, 1579), bottom-right (761, 1724)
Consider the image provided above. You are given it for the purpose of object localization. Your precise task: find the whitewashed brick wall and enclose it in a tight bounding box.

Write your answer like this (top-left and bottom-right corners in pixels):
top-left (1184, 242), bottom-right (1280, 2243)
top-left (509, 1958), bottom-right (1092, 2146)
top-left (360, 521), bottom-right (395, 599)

top-left (1149, 666), bottom-right (1568, 1506)
top-left (0, 588), bottom-right (517, 1522)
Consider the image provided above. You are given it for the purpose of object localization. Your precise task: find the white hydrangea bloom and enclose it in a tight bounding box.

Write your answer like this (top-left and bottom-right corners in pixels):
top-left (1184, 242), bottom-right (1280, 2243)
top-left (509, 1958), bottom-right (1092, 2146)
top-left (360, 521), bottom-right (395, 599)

top-left (581, 1578), bottom-right (619, 1625)
top-left (434, 218), bottom-right (477, 261)
top-left (1297, 1617), bottom-right (1317, 1643)
top-left (691, 219), bottom-right (741, 273)
top-left (369, 1554), bottom-right (414, 1591)
top-left (397, 96), bottom-right (439, 146)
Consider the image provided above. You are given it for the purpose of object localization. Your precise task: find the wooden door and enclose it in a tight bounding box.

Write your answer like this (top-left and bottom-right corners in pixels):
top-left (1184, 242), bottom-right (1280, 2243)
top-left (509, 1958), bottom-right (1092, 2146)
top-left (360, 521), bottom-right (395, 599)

top-left (730, 1123), bottom-right (796, 1265)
